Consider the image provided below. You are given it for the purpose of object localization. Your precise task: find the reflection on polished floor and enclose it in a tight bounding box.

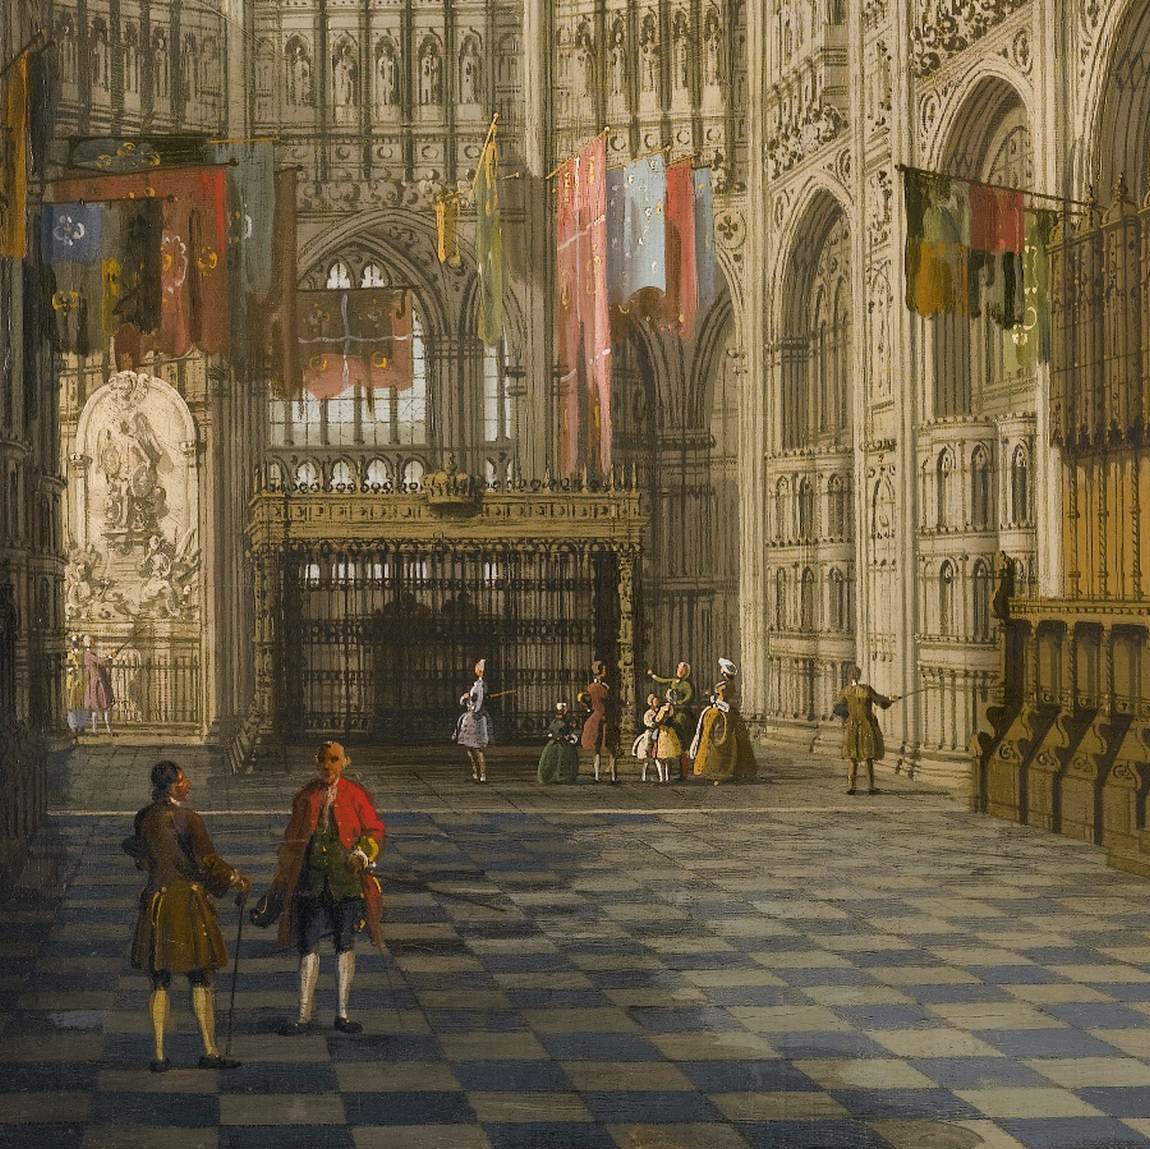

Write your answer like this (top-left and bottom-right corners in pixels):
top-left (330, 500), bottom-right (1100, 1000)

top-left (5, 748), bottom-right (1150, 1148)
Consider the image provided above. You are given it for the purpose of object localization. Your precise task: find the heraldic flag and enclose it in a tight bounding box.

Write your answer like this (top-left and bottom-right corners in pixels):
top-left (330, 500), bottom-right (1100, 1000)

top-left (474, 119), bottom-right (504, 347)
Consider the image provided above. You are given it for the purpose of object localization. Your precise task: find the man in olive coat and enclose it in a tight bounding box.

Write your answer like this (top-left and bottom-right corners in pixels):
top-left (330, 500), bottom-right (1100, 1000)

top-left (835, 666), bottom-right (897, 795)
top-left (123, 761), bottom-right (251, 1072)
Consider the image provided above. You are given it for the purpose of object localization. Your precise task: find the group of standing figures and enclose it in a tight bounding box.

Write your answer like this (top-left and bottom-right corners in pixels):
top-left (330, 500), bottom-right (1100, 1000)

top-left (450, 657), bottom-right (899, 794)
top-left (531, 657), bottom-right (758, 788)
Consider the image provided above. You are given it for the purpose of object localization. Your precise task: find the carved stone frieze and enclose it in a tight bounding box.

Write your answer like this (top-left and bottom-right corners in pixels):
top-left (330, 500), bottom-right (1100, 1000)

top-left (910, 0), bottom-right (1028, 78)
top-left (865, 39), bottom-right (893, 138)
top-left (863, 0), bottom-right (888, 32)
top-left (866, 167), bottom-right (892, 250)
top-left (766, 102), bottom-right (846, 178)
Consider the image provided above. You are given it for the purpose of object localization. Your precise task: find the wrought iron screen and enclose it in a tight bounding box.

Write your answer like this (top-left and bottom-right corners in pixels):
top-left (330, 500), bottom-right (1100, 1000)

top-left (278, 542), bottom-right (621, 743)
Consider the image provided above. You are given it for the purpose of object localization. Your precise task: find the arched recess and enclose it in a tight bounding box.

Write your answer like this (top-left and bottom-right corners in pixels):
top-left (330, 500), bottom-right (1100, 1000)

top-left (930, 76), bottom-right (1032, 417)
top-left (777, 189), bottom-right (852, 452)
top-left (613, 279), bottom-right (741, 684)
top-left (1089, 0), bottom-right (1150, 199)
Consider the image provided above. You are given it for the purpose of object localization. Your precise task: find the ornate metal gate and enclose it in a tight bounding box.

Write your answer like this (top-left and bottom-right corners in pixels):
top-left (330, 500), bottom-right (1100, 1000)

top-left (249, 474), bottom-right (644, 748)
top-left (282, 542), bottom-right (620, 742)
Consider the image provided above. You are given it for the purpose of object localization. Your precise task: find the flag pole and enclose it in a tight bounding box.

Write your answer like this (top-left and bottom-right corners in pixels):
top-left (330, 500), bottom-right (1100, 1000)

top-left (895, 162), bottom-right (1094, 210)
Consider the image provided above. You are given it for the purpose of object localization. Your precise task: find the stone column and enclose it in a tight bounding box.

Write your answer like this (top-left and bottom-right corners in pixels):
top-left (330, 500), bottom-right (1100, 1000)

top-left (520, 0), bottom-right (554, 477)
top-left (738, 0), bottom-right (770, 732)
top-left (251, 542), bottom-right (281, 737)
top-left (617, 545), bottom-right (638, 732)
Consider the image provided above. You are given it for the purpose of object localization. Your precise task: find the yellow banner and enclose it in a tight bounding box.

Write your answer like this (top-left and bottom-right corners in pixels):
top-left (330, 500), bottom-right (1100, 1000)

top-left (0, 50), bottom-right (29, 258)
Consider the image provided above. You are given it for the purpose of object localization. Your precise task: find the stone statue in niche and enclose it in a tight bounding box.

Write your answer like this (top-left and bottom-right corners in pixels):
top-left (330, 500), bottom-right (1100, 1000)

top-left (420, 41), bottom-right (443, 105)
top-left (376, 41), bottom-right (399, 108)
top-left (673, 23), bottom-right (690, 90)
top-left (95, 410), bottom-right (169, 549)
top-left (332, 40), bottom-right (358, 108)
top-left (704, 13), bottom-right (723, 86)
top-left (459, 37), bottom-right (482, 104)
top-left (640, 20), bottom-right (659, 93)
top-left (575, 26), bottom-right (595, 100)
top-left (610, 27), bottom-right (628, 97)
top-left (286, 38), bottom-right (313, 106)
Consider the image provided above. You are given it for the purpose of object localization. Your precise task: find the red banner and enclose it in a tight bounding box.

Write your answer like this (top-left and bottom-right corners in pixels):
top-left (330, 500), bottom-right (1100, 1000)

top-left (298, 288), bottom-right (413, 401)
top-left (555, 135), bottom-right (612, 476)
top-left (49, 166), bottom-right (230, 357)
top-left (664, 159), bottom-right (698, 336)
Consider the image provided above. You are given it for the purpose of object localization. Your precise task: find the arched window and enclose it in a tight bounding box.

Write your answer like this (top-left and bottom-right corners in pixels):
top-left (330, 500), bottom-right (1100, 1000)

top-left (800, 567), bottom-right (816, 631)
top-left (798, 479), bottom-right (815, 540)
top-left (1011, 445), bottom-right (1029, 525)
top-left (784, 211), bottom-right (851, 448)
top-left (933, 112), bottom-right (1031, 416)
top-left (774, 479), bottom-right (788, 542)
top-left (365, 458), bottom-right (390, 488)
top-left (936, 451), bottom-right (951, 529)
top-left (829, 568), bottom-right (847, 631)
top-left (971, 446), bottom-right (992, 531)
top-left (484, 343), bottom-right (512, 444)
top-left (402, 459), bottom-right (425, 488)
top-left (268, 303), bottom-right (429, 450)
top-left (122, 23), bottom-right (141, 95)
top-left (972, 559), bottom-right (992, 641)
top-left (939, 561), bottom-right (955, 636)
top-left (828, 474), bottom-right (848, 539)
top-left (361, 263), bottom-right (387, 288)
top-left (330, 460), bottom-right (355, 489)
top-left (775, 568), bottom-right (788, 631)
top-left (326, 260), bottom-right (353, 289)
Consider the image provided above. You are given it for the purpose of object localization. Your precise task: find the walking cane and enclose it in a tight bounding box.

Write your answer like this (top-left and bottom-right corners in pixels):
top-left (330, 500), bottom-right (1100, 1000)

top-left (224, 889), bottom-right (248, 1059)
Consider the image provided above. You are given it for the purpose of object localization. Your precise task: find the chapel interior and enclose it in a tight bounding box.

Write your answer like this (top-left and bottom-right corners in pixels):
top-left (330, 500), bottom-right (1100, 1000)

top-left (2, 0), bottom-right (1150, 886)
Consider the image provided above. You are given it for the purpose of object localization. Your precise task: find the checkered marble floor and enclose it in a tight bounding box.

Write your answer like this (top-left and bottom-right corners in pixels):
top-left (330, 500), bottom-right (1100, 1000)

top-left (8, 781), bottom-right (1150, 1147)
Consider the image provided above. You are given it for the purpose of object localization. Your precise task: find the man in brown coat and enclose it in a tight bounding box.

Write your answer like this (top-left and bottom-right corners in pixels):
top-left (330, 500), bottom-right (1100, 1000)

top-left (123, 761), bottom-right (251, 1072)
top-left (835, 666), bottom-right (898, 795)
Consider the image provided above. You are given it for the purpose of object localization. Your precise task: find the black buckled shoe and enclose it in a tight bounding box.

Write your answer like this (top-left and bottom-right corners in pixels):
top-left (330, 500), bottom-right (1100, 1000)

top-left (334, 1016), bottom-right (363, 1034)
top-left (198, 1054), bottom-right (241, 1069)
top-left (278, 1020), bottom-right (312, 1036)
top-left (149, 1058), bottom-right (170, 1074)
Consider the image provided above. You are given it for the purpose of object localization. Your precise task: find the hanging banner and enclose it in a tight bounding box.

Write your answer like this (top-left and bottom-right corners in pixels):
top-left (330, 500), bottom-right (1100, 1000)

top-left (556, 135), bottom-right (612, 475)
top-left (693, 167), bottom-right (717, 315)
top-left (474, 123), bottom-right (504, 347)
top-left (298, 288), bottom-right (414, 400)
top-left (663, 159), bottom-right (698, 335)
top-left (0, 50), bottom-right (29, 258)
top-left (607, 153), bottom-right (667, 306)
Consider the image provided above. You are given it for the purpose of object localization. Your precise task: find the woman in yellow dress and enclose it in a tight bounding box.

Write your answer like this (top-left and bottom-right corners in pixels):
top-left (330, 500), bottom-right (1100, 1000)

top-left (690, 680), bottom-right (758, 786)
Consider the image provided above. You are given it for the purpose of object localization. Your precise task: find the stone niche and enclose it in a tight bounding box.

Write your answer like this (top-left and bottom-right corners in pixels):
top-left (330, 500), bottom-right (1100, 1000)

top-left (65, 370), bottom-right (204, 735)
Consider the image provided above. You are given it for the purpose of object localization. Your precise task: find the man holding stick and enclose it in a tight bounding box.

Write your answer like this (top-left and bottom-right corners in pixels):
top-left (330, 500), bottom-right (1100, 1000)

top-left (834, 667), bottom-right (900, 796)
top-left (122, 761), bottom-right (251, 1072)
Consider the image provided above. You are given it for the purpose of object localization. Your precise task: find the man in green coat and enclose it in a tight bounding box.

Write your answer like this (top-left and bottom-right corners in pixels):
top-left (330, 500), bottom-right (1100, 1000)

top-left (835, 667), bottom-right (897, 795)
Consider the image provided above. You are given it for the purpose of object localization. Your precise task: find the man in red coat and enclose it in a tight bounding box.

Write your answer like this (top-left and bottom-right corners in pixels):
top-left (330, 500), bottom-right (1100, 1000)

top-left (273, 741), bottom-right (385, 1035)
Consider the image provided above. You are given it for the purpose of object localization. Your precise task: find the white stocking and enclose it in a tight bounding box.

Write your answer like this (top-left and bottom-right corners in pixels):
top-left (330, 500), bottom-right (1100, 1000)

top-left (337, 950), bottom-right (356, 1019)
top-left (298, 952), bottom-right (320, 1023)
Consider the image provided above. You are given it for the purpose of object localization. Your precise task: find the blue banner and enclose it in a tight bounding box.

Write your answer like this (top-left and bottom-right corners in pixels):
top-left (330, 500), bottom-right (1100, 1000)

top-left (607, 155), bottom-right (667, 305)
top-left (41, 202), bottom-right (103, 264)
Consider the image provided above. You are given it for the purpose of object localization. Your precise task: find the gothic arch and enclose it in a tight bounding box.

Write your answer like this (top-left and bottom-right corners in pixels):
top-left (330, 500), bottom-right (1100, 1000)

top-left (1081, 0), bottom-right (1150, 196)
top-left (928, 75), bottom-right (1032, 416)
top-left (775, 187), bottom-right (853, 449)
top-left (299, 211), bottom-right (455, 337)
top-left (925, 65), bottom-right (1033, 173)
